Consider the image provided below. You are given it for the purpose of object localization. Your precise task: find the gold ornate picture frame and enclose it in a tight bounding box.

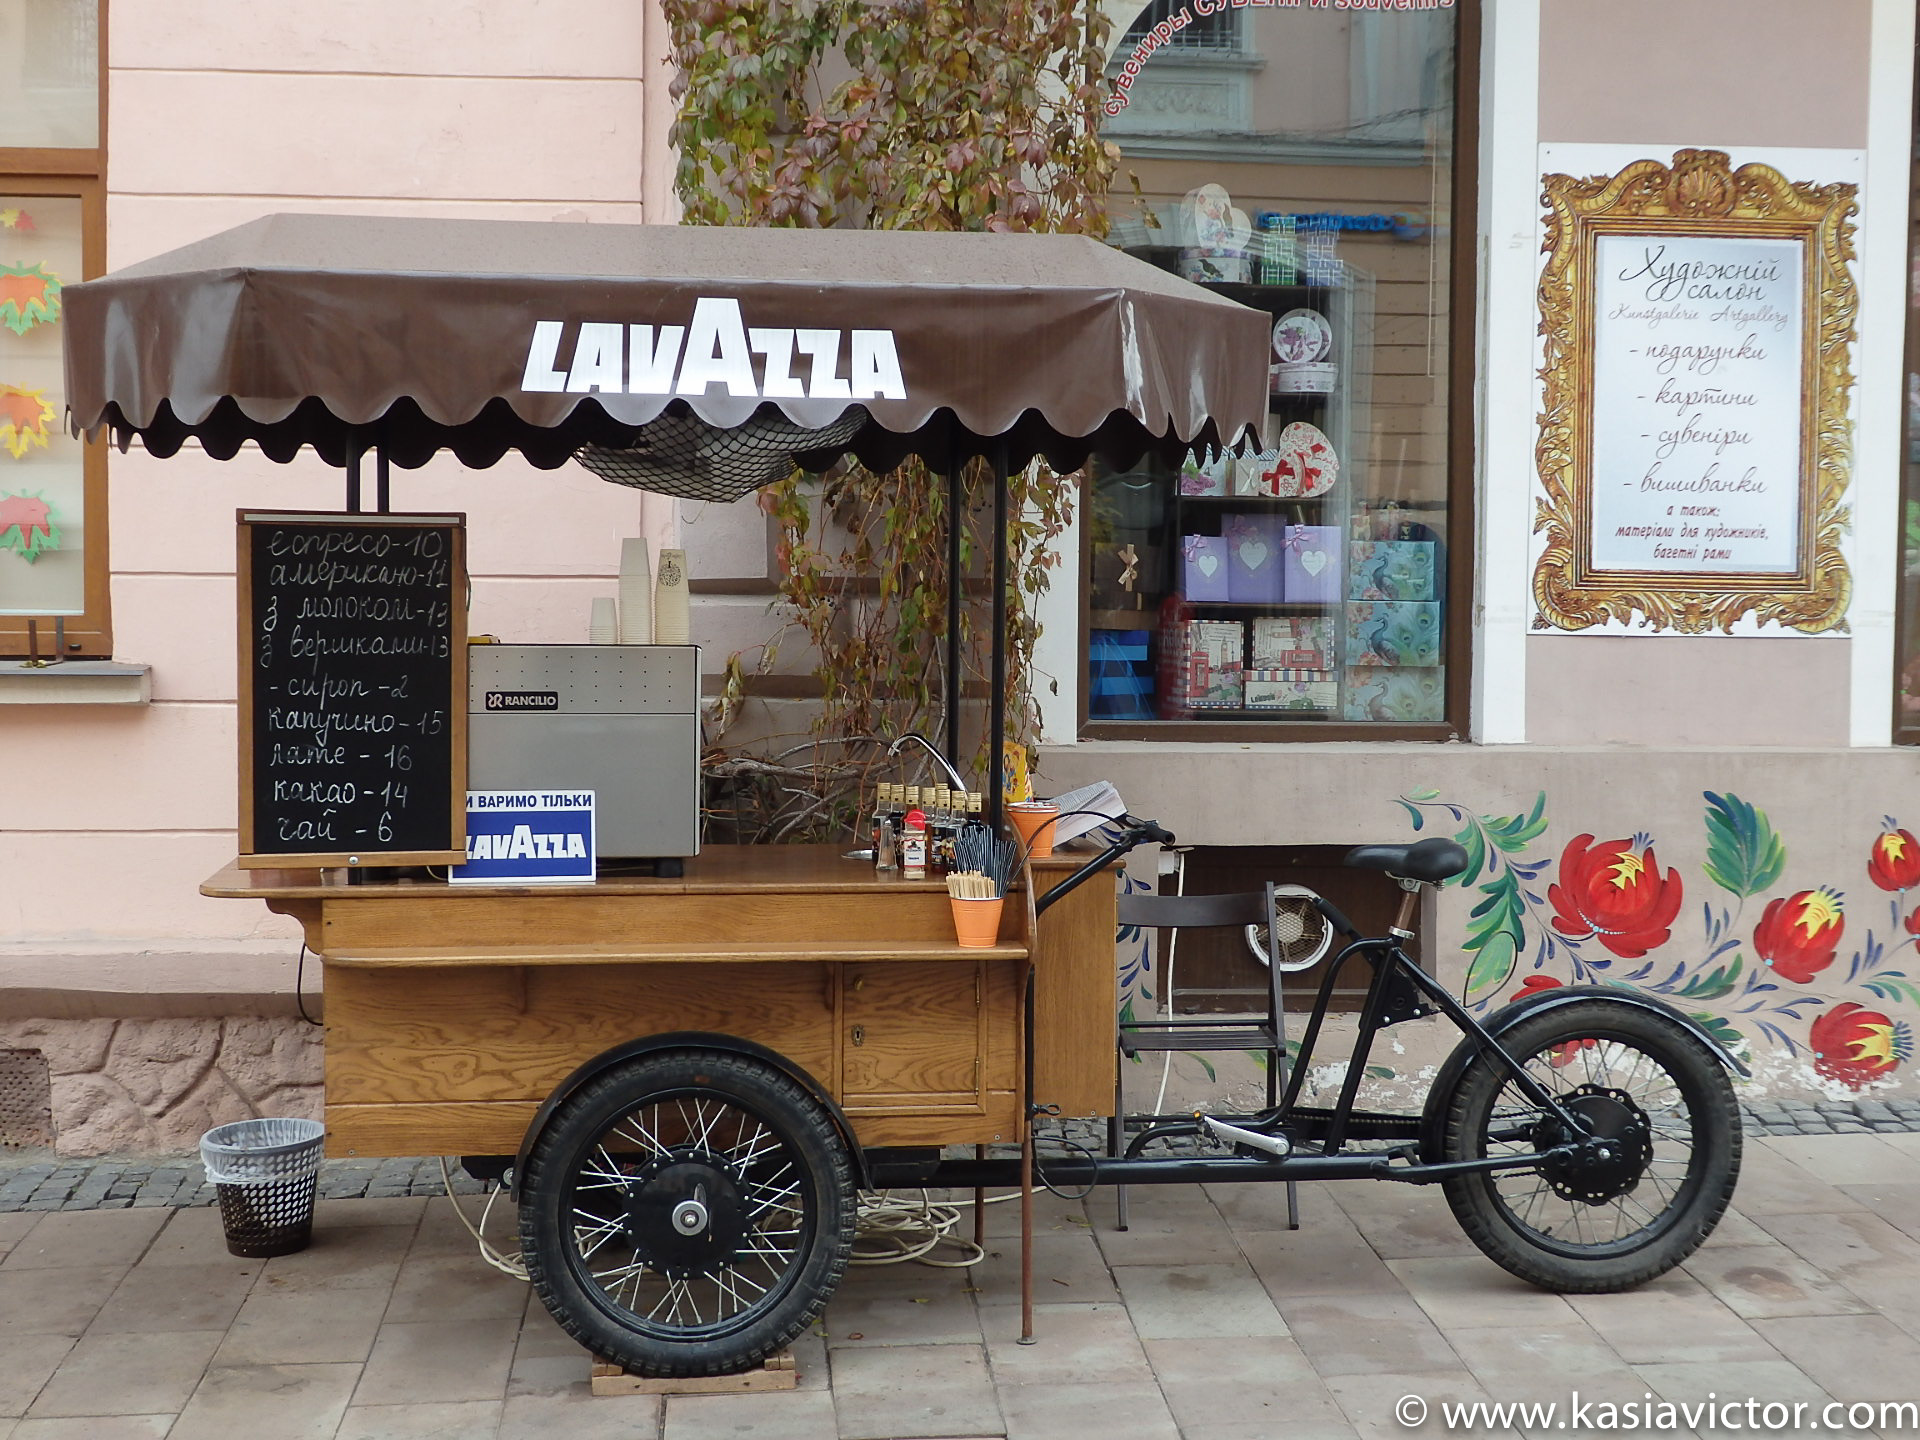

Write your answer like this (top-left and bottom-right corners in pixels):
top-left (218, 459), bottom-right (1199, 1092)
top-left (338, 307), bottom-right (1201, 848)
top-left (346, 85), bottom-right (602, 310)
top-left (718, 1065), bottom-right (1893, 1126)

top-left (1533, 149), bottom-right (1857, 634)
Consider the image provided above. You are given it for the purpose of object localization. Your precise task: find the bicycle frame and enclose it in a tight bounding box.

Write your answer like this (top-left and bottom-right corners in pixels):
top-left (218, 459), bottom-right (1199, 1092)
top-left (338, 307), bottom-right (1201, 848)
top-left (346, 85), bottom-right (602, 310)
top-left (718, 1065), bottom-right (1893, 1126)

top-left (930, 822), bottom-right (1592, 1193)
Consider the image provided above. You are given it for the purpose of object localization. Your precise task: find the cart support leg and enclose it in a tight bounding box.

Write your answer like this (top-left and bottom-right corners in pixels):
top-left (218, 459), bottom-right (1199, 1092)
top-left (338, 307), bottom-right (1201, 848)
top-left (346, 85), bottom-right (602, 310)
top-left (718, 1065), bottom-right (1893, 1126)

top-left (973, 1144), bottom-right (986, 1252)
top-left (1018, 1127), bottom-right (1035, 1344)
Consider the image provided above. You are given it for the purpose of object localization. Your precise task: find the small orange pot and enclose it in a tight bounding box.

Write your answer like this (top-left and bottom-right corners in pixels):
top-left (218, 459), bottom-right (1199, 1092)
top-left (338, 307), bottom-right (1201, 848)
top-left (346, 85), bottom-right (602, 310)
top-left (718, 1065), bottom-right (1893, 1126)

top-left (950, 895), bottom-right (1005, 948)
top-left (1008, 802), bottom-right (1060, 859)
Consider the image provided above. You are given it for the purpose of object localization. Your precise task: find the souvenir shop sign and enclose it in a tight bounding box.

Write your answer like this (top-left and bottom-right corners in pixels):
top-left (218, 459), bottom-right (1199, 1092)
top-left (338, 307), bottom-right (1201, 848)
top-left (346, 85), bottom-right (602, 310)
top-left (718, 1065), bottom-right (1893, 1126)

top-left (1533, 148), bottom-right (1857, 635)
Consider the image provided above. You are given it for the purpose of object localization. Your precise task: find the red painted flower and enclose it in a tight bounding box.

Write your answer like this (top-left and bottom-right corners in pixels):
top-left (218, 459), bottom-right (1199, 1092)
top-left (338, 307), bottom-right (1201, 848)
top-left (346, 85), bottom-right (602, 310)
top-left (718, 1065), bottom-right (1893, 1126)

top-left (1810, 1002), bottom-right (1912, 1089)
top-left (1753, 888), bottom-right (1845, 983)
top-left (1548, 834), bottom-right (1683, 959)
top-left (1906, 906), bottom-right (1920, 937)
top-left (1868, 823), bottom-right (1920, 892)
top-left (1509, 974), bottom-right (1593, 1066)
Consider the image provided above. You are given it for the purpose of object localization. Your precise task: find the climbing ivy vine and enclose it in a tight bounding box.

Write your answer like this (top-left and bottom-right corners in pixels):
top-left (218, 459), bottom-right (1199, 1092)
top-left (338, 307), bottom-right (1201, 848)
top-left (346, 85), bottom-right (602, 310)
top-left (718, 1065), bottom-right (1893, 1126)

top-left (663, 0), bottom-right (1119, 839)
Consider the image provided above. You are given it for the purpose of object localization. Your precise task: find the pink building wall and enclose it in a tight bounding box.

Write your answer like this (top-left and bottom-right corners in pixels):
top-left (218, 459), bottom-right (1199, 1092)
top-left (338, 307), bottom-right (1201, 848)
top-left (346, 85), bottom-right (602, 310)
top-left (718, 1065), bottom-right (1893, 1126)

top-left (3, 1), bottom-right (685, 1150)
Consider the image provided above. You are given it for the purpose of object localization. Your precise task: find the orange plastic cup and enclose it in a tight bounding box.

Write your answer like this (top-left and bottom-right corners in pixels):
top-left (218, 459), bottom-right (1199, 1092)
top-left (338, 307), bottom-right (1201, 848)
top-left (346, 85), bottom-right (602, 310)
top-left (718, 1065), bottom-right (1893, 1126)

top-left (1008, 801), bottom-right (1060, 859)
top-left (950, 895), bottom-right (1005, 948)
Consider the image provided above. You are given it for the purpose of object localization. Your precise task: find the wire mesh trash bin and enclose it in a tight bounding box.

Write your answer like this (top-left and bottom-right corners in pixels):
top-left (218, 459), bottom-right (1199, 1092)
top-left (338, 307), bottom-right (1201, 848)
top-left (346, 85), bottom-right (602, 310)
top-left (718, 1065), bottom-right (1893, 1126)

top-left (199, 1118), bottom-right (326, 1258)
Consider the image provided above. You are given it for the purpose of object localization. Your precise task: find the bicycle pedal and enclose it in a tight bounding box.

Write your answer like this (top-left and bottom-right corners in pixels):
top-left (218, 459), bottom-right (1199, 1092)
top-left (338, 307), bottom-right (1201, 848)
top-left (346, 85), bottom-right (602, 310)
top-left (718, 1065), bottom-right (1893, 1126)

top-left (1200, 1116), bottom-right (1292, 1158)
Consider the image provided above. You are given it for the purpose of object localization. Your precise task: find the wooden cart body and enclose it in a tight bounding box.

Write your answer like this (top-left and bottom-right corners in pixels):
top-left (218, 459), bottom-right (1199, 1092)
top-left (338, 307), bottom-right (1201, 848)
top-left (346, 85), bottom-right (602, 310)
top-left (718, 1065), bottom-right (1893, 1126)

top-left (206, 846), bottom-right (1119, 1162)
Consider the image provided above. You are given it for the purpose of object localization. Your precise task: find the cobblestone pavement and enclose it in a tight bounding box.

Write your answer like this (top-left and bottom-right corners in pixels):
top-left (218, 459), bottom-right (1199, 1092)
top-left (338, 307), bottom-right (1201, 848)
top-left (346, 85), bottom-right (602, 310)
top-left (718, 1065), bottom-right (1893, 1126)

top-left (3, 1099), bottom-right (1917, 1213)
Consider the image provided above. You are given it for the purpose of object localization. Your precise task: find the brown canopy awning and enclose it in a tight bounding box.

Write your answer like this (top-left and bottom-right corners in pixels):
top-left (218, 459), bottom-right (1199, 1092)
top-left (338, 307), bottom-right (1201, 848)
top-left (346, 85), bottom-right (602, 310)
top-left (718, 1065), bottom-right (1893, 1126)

top-left (63, 214), bottom-right (1269, 477)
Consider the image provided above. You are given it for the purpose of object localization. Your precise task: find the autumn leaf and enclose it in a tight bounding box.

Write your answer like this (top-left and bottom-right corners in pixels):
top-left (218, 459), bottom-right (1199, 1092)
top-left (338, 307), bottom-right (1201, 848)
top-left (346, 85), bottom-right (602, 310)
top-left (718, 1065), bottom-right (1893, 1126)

top-left (0, 263), bottom-right (62, 336)
top-left (0, 491), bottom-right (59, 563)
top-left (0, 385), bottom-right (56, 460)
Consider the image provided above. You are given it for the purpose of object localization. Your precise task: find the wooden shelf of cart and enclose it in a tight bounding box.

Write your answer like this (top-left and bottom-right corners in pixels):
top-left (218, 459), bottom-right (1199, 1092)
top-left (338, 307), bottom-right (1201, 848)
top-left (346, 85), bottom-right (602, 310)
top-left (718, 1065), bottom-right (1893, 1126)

top-left (203, 843), bottom-right (1118, 1160)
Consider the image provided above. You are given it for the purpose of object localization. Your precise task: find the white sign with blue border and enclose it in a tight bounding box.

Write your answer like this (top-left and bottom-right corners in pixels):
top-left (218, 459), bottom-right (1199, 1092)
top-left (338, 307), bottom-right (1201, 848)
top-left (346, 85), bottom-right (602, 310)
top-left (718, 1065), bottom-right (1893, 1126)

top-left (450, 790), bottom-right (596, 884)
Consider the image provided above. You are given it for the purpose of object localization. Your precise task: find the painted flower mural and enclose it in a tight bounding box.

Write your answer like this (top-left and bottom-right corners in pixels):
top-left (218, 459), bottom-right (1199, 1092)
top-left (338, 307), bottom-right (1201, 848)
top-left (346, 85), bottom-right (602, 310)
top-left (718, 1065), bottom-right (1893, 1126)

top-left (1868, 823), bottom-right (1920, 892)
top-left (1753, 888), bottom-right (1845, 983)
top-left (1398, 787), bottom-right (1919, 1090)
top-left (1548, 834), bottom-right (1683, 959)
top-left (1810, 1002), bottom-right (1912, 1088)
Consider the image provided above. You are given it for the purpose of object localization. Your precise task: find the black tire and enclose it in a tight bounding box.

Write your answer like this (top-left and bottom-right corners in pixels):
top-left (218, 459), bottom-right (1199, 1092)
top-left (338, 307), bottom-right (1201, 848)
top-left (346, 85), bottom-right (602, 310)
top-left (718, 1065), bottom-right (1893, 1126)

top-left (1436, 999), bottom-right (1740, 1293)
top-left (518, 1050), bottom-right (855, 1376)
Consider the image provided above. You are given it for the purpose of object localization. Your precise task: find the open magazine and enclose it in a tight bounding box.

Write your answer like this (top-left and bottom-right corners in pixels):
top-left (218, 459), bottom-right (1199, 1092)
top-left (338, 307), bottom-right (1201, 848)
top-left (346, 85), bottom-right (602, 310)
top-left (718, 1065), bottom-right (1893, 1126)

top-left (1044, 780), bottom-right (1129, 846)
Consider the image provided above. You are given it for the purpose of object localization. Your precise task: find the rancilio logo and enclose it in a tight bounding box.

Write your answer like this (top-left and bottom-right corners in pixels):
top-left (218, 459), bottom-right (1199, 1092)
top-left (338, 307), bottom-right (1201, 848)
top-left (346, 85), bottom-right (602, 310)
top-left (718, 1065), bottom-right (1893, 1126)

top-left (522, 296), bottom-right (906, 401)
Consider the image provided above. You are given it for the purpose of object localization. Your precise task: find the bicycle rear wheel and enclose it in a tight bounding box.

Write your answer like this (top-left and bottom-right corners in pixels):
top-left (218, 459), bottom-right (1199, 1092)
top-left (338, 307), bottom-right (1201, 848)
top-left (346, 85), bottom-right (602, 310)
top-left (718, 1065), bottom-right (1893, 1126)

top-left (1435, 998), bottom-right (1740, 1292)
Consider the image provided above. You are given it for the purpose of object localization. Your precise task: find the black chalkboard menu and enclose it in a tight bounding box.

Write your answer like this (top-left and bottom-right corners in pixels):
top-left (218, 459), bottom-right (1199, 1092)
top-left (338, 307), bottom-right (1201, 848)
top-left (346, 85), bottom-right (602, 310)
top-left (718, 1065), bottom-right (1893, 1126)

top-left (237, 511), bottom-right (467, 869)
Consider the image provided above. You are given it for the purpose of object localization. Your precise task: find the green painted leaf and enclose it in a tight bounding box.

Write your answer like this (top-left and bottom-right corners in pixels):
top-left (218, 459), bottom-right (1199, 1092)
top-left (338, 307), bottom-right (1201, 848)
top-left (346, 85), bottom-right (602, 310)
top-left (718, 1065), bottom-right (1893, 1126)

top-left (1455, 819), bottom-right (1486, 888)
top-left (1864, 974), bottom-right (1920, 1007)
top-left (1464, 929), bottom-right (1519, 996)
top-left (1407, 786), bottom-right (1440, 802)
top-left (1702, 791), bottom-right (1787, 898)
top-left (1692, 1012), bottom-right (1748, 1060)
top-left (1673, 953), bottom-right (1743, 1001)
top-left (1396, 799), bottom-right (1426, 832)
top-left (1462, 871), bottom-right (1525, 994)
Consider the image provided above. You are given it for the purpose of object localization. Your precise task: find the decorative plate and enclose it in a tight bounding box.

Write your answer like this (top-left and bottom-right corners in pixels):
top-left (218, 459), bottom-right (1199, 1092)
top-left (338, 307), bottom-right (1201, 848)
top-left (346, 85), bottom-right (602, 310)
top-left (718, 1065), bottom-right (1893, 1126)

top-left (1278, 421), bottom-right (1339, 498)
top-left (1272, 308), bottom-right (1332, 366)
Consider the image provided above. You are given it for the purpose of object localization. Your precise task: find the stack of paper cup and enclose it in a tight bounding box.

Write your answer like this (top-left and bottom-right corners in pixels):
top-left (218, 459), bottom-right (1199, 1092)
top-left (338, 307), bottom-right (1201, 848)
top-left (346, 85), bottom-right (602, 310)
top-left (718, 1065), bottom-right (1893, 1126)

top-left (618, 538), bottom-right (652, 644)
top-left (654, 548), bottom-right (690, 645)
top-left (588, 597), bottom-right (618, 644)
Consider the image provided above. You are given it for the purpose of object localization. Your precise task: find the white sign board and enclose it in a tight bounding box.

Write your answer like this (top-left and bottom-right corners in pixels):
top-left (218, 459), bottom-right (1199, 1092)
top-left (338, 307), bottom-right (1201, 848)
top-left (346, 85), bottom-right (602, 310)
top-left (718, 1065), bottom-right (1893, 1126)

top-left (1589, 234), bottom-right (1803, 576)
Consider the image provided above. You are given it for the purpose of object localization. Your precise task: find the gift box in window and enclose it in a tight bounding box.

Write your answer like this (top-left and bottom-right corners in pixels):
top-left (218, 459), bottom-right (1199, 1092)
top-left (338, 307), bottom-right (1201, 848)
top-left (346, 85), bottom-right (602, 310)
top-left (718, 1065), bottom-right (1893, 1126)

top-left (1224, 513), bottom-right (1284, 604)
top-left (1177, 448), bottom-right (1233, 497)
top-left (1232, 448), bottom-right (1289, 498)
top-left (1170, 618), bottom-right (1245, 711)
top-left (1343, 667), bottom-right (1445, 722)
top-left (1250, 615), bottom-right (1334, 670)
top-left (1090, 531), bottom-right (1163, 612)
top-left (1089, 629), bottom-right (1154, 719)
top-left (1244, 669), bottom-right (1336, 711)
top-left (1280, 525), bottom-right (1341, 604)
top-left (1348, 541), bottom-right (1435, 602)
top-left (1179, 534), bottom-right (1232, 602)
top-left (1344, 601), bottom-right (1441, 668)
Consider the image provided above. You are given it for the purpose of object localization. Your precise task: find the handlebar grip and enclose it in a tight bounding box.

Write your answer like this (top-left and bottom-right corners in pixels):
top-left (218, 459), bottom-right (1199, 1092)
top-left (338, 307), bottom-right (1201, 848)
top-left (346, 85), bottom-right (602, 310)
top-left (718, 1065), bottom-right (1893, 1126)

top-left (1312, 894), bottom-right (1360, 940)
top-left (1135, 820), bottom-right (1177, 846)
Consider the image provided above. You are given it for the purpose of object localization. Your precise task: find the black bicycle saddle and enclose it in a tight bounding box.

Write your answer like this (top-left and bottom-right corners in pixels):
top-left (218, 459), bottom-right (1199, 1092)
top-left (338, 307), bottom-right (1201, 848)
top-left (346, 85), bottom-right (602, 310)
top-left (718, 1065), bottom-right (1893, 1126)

top-left (1343, 838), bottom-right (1470, 885)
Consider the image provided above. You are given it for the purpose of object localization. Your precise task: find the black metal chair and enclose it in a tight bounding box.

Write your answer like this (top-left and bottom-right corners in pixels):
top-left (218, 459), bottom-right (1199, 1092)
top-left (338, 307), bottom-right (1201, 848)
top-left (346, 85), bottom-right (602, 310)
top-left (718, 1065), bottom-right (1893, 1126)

top-left (1111, 881), bottom-right (1297, 1230)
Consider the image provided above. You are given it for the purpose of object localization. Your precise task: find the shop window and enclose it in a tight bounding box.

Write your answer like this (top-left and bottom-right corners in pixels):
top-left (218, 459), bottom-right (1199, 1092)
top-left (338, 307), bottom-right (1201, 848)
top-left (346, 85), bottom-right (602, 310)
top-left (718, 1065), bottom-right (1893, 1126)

top-left (1900, 84), bottom-right (1920, 739)
top-left (1088, 1), bottom-right (1472, 738)
top-left (0, 0), bottom-right (106, 657)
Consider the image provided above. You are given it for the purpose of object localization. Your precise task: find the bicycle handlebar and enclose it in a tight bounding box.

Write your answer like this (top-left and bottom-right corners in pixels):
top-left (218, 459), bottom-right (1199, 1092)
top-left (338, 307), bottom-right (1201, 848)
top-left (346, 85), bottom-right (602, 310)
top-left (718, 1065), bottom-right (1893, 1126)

top-left (1031, 814), bottom-right (1174, 919)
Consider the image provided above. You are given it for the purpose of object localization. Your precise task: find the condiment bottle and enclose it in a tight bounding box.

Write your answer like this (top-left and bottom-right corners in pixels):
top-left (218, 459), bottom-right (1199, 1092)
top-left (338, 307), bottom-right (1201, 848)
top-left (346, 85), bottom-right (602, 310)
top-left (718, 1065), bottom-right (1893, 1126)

top-left (872, 786), bottom-right (898, 871)
top-left (901, 807), bottom-right (928, 877)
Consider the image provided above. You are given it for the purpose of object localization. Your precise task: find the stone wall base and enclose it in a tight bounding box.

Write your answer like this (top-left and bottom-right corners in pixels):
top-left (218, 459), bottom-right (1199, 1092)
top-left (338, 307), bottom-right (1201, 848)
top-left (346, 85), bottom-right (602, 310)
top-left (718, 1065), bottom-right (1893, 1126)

top-left (0, 1016), bottom-right (323, 1157)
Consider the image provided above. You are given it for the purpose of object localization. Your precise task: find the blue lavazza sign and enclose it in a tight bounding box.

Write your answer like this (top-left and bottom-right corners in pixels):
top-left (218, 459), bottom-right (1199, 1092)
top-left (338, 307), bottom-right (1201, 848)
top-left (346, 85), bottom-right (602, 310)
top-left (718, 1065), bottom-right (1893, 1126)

top-left (450, 790), bottom-right (596, 884)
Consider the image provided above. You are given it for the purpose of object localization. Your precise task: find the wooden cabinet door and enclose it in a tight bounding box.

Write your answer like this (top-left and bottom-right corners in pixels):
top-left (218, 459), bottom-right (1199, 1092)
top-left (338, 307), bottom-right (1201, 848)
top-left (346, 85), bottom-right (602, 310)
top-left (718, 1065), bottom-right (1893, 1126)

top-left (838, 960), bottom-right (985, 1113)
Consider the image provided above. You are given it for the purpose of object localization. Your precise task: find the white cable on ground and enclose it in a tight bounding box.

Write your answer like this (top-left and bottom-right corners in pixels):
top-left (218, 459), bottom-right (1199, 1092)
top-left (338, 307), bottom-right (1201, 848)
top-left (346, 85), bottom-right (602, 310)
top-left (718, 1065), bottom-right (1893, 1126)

top-left (851, 1189), bottom-right (1019, 1268)
top-left (439, 1158), bottom-right (530, 1281)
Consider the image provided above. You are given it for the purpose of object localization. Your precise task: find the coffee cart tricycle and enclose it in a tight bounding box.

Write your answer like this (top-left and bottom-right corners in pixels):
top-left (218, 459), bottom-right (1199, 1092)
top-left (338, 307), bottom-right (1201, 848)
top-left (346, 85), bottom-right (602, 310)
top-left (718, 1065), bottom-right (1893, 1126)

top-left (65, 215), bottom-right (1743, 1379)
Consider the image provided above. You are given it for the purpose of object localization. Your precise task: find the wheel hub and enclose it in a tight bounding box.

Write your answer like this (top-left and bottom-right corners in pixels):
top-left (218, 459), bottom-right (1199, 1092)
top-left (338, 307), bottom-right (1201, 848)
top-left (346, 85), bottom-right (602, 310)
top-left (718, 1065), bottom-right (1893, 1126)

top-left (624, 1153), bottom-right (749, 1275)
top-left (1533, 1084), bottom-right (1654, 1205)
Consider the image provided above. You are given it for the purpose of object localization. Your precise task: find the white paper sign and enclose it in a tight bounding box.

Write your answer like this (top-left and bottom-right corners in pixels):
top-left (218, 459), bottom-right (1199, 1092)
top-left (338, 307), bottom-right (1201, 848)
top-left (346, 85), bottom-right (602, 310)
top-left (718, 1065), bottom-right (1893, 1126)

top-left (1589, 233), bottom-right (1803, 576)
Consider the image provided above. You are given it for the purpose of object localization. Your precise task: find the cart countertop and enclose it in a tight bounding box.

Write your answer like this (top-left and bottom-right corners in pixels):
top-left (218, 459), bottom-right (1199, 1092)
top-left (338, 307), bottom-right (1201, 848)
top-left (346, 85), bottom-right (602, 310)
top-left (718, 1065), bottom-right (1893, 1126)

top-left (202, 841), bottom-right (1094, 901)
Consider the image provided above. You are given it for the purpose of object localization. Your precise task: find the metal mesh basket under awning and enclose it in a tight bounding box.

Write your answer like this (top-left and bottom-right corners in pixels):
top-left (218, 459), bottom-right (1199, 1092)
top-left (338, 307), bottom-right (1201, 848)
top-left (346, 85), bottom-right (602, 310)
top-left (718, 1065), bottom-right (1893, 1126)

top-left (574, 406), bottom-right (870, 503)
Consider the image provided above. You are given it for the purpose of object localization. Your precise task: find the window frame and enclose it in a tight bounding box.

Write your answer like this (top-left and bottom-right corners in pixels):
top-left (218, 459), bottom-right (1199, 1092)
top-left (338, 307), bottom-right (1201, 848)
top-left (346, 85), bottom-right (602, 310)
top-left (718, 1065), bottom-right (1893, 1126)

top-left (1078, 0), bottom-right (1480, 744)
top-left (1, 0), bottom-right (108, 659)
top-left (1896, 72), bottom-right (1920, 743)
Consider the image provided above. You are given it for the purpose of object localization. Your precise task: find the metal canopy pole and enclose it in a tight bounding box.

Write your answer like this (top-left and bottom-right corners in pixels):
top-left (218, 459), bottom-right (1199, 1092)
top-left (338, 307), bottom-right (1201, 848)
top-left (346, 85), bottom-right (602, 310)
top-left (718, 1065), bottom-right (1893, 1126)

top-left (344, 444), bottom-right (363, 513)
top-left (987, 439), bottom-right (1009, 831)
top-left (944, 447), bottom-right (963, 776)
top-left (376, 448), bottom-right (391, 514)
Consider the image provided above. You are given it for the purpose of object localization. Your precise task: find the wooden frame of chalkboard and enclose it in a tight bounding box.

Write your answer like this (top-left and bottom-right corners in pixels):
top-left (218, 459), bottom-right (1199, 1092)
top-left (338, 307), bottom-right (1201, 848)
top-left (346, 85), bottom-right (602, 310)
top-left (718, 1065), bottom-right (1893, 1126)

top-left (236, 511), bottom-right (469, 869)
